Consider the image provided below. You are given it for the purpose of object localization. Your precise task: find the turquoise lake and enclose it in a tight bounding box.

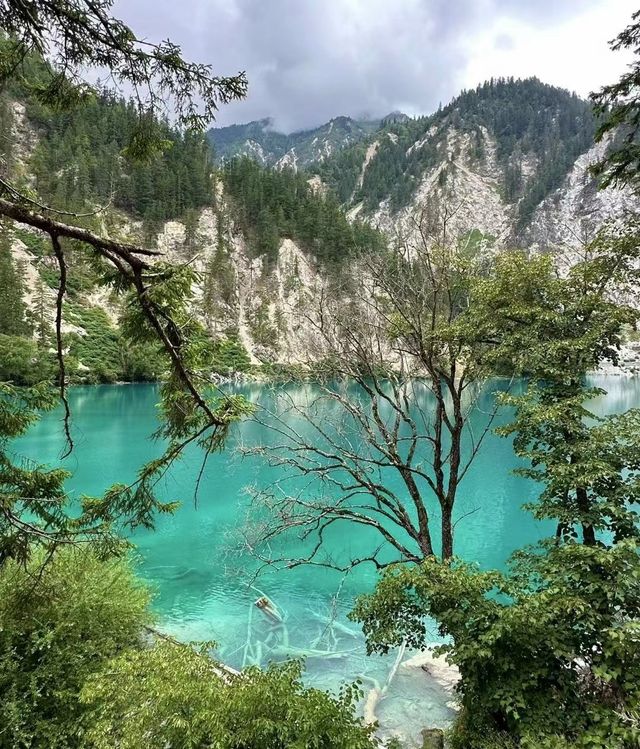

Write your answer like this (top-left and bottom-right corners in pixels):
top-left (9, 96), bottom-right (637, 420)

top-left (13, 375), bottom-right (640, 745)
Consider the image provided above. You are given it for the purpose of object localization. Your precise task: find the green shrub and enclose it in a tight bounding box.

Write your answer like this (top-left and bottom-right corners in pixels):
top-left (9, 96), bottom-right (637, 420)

top-left (81, 641), bottom-right (377, 749)
top-left (212, 335), bottom-right (252, 374)
top-left (353, 542), bottom-right (640, 749)
top-left (0, 548), bottom-right (150, 748)
top-left (0, 333), bottom-right (53, 384)
top-left (66, 304), bottom-right (165, 383)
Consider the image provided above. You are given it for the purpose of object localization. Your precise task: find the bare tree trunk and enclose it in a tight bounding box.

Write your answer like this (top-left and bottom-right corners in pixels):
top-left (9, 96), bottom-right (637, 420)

top-left (441, 507), bottom-right (453, 561)
top-left (577, 487), bottom-right (596, 546)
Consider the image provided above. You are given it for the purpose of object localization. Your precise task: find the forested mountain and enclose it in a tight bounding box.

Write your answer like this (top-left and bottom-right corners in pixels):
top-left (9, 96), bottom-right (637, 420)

top-left (317, 78), bottom-right (597, 223)
top-left (29, 94), bottom-right (213, 225)
top-left (2, 53), bottom-right (213, 228)
top-left (207, 115), bottom-right (382, 169)
top-left (2, 67), bottom-right (638, 379)
top-left (0, 54), bottom-right (383, 381)
top-left (221, 157), bottom-right (382, 264)
top-left (208, 79), bottom-right (633, 249)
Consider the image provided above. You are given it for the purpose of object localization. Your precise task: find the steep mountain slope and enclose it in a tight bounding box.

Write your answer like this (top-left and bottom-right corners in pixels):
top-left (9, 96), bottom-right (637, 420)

top-left (1, 79), bottom-right (379, 376)
top-left (308, 79), bottom-right (638, 249)
top-left (207, 115), bottom-right (382, 169)
top-left (316, 78), bottom-right (613, 245)
top-left (3, 73), bottom-right (639, 377)
top-left (211, 79), bottom-right (632, 254)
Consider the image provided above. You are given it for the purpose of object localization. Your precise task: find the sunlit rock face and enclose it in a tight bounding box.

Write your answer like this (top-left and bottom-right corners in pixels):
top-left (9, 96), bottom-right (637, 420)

top-left (359, 129), bottom-right (637, 258)
top-left (525, 138), bottom-right (638, 251)
top-left (147, 204), bottom-right (336, 365)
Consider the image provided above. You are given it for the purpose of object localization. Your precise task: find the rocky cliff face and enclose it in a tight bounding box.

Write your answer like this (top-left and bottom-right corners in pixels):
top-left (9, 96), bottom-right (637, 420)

top-left (4, 88), bottom-right (342, 367)
top-left (364, 127), bottom-right (515, 247)
top-left (343, 129), bottom-right (637, 254)
top-left (8, 199), bottom-right (342, 368)
top-left (525, 138), bottom-right (638, 250)
top-left (311, 79), bottom-right (637, 255)
top-left (154, 204), bottom-right (332, 365)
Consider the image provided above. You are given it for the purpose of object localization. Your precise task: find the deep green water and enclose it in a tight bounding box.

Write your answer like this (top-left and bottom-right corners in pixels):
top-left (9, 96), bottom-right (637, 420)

top-left (13, 376), bottom-right (640, 745)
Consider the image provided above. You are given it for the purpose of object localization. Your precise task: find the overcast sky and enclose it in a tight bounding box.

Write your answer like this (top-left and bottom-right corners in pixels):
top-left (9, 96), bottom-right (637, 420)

top-left (115, 0), bottom-right (635, 133)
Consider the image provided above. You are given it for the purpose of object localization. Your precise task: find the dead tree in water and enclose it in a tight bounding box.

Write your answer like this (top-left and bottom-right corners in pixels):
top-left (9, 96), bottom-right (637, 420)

top-left (242, 207), bottom-right (504, 569)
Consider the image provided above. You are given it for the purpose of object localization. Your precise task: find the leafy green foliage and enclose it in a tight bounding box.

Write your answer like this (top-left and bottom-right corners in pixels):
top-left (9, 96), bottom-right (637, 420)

top-left (65, 304), bottom-right (164, 384)
top-left (221, 156), bottom-right (383, 264)
top-left (353, 225), bottom-right (640, 748)
top-left (211, 335), bottom-right (252, 375)
top-left (498, 388), bottom-right (640, 543)
top-left (464, 223), bottom-right (640, 378)
top-left (0, 548), bottom-right (150, 748)
top-left (0, 92), bottom-right (15, 173)
top-left (466, 223), bottom-right (640, 544)
top-left (353, 541), bottom-right (640, 749)
top-left (0, 548), bottom-right (378, 749)
top-left (82, 641), bottom-right (377, 749)
top-left (0, 333), bottom-right (53, 384)
top-left (0, 382), bottom-right (73, 562)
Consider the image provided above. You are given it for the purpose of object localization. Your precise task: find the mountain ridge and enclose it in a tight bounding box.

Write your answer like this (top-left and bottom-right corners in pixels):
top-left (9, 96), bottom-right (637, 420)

top-left (207, 114), bottom-right (387, 169)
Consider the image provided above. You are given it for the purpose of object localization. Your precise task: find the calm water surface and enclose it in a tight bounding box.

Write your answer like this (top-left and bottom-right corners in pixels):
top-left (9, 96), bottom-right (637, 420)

top-left (13, 376), bottom-right (640, 745)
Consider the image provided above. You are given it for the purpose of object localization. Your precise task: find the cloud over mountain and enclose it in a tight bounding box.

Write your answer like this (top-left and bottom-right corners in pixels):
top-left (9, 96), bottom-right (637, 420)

top-left (116, 0), bottom-right (630, 132)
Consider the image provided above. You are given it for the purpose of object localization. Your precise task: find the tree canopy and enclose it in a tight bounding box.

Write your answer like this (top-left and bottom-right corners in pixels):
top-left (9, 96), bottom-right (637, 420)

top-left (221, 156), bottom-right (384, 264)
top-left (0, 0), bottom-right (246, 147)
top-left (592, 9), bottom-right (640, 190)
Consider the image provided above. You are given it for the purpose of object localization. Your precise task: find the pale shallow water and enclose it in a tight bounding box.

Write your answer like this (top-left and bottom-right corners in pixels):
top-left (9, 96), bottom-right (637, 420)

top-left (13, 375), bottom-right (640, 746)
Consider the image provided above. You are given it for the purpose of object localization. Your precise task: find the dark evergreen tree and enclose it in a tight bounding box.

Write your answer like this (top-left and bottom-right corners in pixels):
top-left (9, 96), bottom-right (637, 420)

top-left (0, 227), bottom-right (30, 336)
top-left (592, 9), bottom-right (640, 191)
top-left (221, 157), bottom-right (383, 265)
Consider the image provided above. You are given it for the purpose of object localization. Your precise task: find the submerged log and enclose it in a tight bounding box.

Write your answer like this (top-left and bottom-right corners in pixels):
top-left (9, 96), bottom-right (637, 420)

top-left (308, 611), bottom-right (361, 639)
top-left (362, 642), bottom-right (406, 725)
top-left (268, 644), bottom-right (355, 661)
top-left (363, 686), bottom-right (382, 725)
top-left (401, 648), bottom-right (460, 695)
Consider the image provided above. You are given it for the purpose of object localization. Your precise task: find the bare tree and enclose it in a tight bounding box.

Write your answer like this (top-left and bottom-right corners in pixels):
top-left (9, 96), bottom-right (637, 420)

top-left (241, 207), bottom-right (504, 571)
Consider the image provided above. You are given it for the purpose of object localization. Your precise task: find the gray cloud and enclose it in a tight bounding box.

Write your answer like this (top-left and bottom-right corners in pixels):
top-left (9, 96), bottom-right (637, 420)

top-left (115, 0), bottom-right (609, 132)
top-left (494, 33), bottom-right (515, 51)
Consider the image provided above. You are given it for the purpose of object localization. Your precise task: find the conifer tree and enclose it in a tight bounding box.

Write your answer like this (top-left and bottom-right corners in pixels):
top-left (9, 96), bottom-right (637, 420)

top-left (0, 226), bottom-right (29, 336)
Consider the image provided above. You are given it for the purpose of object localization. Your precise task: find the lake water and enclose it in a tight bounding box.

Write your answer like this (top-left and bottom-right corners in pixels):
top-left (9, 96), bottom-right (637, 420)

top-left (13, 375), bottom-right (640, 746)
